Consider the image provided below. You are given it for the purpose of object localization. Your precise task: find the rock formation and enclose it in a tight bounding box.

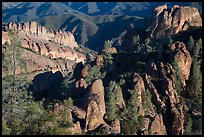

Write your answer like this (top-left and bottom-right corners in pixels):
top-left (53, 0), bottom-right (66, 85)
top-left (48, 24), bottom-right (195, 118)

top-left (18, 30), bottom-right (85, 63)
top-left (132, 73), bottom-right (146, 116)
top-left (2, 31), bottom-right (11, 45)
top-left (162, 77), bottom-right (184, 135)
top-left (150, 5), bottom-right (202, 39)
top-left (33, 71), bottom-right (63, 96)
top-left (95, 55), bottom-right (104, 66)
top-left (170, 41), bottom-right (192, 88)
top-left (142, 74), bottom-right (166, 112)
top-left (111, 118), bottom-right (121, 134)
top-left (81, 64), bottom-right (91, 78)
top-left (88, 79), bottom-right (106, 117)
top-left (149, 114), bottom-right (167, 135)
top-left (85, 100), bottom-right (105, 131)
top-left (2, 21), bottom-right (87, 77)
top-left (6, 21), bottom-right (78, 49)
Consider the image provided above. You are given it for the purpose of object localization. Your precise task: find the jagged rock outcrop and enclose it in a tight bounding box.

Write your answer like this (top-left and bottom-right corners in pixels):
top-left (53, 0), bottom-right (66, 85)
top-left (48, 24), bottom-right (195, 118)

top-left (162, 77), bottom-right (184, 135)
top-left (149, 114), bottom-right (167, 135)
top-left (2, 30), bottom-right (86, 72)
top-left (142, 74), bottom-right (166, 113)
top-left (19, 49), bottom-right (75, 78)
top-left (150, 5), bottom-right (202, 39)
top-left (170, 41), bottom-right (192, 88)
top-left (104, 47), bottom-right (117, 54)
top-left (85, 100), bottom-right (105, 132)
top-left (132, 73), bottom-right (145, 116)
top-left (18, 31), bottom-right (86, 63)
top-left (6, 21), bottom-right (78, 49)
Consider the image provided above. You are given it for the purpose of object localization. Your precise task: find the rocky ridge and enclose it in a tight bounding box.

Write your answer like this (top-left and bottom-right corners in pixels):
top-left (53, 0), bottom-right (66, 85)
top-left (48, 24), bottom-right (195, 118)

top-left (2, 21), bottom-right (88, 78)
top-left (5, 21), bottom-right (78, 49)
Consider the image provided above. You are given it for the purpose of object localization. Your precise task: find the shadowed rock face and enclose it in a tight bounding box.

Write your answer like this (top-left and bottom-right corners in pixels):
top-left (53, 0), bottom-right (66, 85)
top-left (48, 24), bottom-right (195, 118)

top-left (150, 5), bottom-right (202, 39)
top-left (32, 71), bottom-right (64, 100)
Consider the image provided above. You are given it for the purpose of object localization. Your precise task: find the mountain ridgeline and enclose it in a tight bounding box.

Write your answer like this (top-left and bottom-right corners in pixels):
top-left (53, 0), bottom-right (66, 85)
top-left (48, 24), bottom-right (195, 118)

top-left (2, 3), bottom-right (202, 135)
top-left (2, 2), bottom-right (202, 51)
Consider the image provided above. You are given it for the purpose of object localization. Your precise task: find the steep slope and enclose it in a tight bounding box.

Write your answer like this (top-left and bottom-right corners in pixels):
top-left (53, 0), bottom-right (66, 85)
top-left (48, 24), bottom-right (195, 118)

top-left (35, 13), bottom-right (145, 50)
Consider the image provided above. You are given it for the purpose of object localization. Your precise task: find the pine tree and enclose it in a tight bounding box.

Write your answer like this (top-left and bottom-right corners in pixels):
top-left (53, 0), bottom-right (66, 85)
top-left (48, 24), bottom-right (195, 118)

top-left (187, 36), bottom-right (194, 53)
top-left (106, 91), bottom-right (117, 121)
top-left (172, 56), bottom-right (183, 94)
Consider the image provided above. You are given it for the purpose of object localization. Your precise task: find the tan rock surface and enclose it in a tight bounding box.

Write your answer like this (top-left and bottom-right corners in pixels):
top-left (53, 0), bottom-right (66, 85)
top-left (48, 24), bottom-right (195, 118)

top-left (149, 114), bottom-right (167, 135)
top-left (150, 5), bottom-right (202, 39)
top-left (85, 100), bottom-right (105, 131)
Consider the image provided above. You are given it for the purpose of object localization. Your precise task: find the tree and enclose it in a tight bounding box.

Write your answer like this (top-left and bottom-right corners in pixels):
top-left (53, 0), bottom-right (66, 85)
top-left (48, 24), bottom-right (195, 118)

top-left (193, 42), bottom-right (200, 59)
top-left (144, 38), bottom-right (153, 53)
top-left (184, 116), bottom-right (193, 135)
top-left (132, 35), bottom-right (140, 46)
top-left (121, 86), bottom-right (139, 135)
top-left (142, 89), bottom-right (152, 115)
top-left (187, 36), bottom-right (194, 53)
top-left (186, 62), bottom-right (202, 101)
top-left (106, 81), bottom-right (118, 121)
top-left (106, 92), bottom-right (117, 121)
top-left (103, 40), bottom-right (112, 49)
top-left (164, 35), bottom-right (173, 50)
top-left (171, 56), bottom-right (183, 94)
top-left (132, 35), bottom-right (141, 52)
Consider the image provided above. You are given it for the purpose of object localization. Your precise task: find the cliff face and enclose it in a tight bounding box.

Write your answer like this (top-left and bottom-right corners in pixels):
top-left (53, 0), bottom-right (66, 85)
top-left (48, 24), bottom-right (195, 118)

top-left (150, 5), bottom-right (202, 39)
top-left (2, 21), bottom-right (87, 78)
top-left (5, 21), bottom-right (78, 49)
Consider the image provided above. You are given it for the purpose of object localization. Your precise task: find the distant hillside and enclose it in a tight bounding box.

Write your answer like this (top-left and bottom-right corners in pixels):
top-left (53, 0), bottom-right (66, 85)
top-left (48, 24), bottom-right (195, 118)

top-left (2, 2), bottom-right (201, 51)
top-left (2, 2), bottom-right (201, 24)
top-left (35, 13), bottom-right (145, 51)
